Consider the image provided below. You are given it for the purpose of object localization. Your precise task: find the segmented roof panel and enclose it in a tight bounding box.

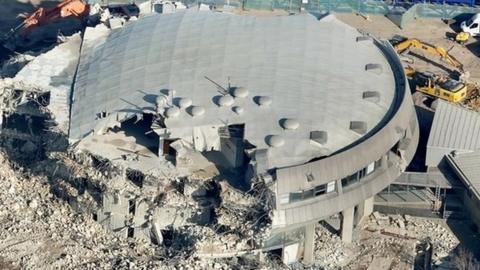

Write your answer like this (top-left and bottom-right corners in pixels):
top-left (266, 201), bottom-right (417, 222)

top-left (427, 100), bottom-right (480, 166)
top-left (71, 10), bottom-right (398, 169)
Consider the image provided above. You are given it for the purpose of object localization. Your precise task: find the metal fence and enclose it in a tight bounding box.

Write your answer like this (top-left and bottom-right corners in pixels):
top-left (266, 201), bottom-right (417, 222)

top-left (88, 0), bottom-right (480, 27)
top-left (184, 0), bottom-right (480, 17)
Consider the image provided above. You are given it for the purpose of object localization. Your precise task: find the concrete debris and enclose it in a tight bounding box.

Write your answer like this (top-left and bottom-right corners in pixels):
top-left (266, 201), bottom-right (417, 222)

top-left (308, 213), bottom-right (460, 269)
top-left (0, 150), bottom-right (158, 269)
top-left (0, 135), bottom-right (277, 269)
top-left (352, 213), bottom-right (459, 269)
top-left (462, 83), bottom-right (480, 111)
top-left (108, 17), bottom-right (126, 29)
top-left (313, 224), bottom-right (351, 269)
top-left (0, 3), bottom-right (477, 269)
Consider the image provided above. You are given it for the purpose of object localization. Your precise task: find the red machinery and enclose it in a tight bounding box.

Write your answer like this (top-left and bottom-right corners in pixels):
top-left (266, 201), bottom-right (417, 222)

top-left (2, 0), bottom-right (89, 42)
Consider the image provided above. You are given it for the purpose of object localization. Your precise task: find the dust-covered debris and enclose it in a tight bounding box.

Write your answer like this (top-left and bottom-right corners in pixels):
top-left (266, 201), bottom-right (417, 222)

top-left (0, 144), bottom-right (278, 269)
top-left (0, 150), bottom-right (158, 269)
top-left (461, 83), bottom-right (480, 111)
top-left (313, 223), bottom-right (352, 269)
top-left (307, 212), bottom-right (460, 270)
top-left (0, 2), bottom-right (478, 269)
top-left (352, 213), bottom-right (458, 270)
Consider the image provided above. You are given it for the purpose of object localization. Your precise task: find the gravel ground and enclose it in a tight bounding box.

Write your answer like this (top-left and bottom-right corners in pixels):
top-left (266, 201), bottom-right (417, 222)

top-left (336, 14), bottom-right (480, 83)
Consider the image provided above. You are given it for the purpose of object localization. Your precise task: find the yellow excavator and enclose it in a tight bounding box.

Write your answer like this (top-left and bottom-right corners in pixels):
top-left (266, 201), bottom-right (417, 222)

top-left (390, 37), bottom-right (467, 103)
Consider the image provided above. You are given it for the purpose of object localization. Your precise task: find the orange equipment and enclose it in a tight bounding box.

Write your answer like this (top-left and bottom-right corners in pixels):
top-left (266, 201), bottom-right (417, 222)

top-left (2, 0), bottom-right (89, 41)
top-left (21, 0), bottom-right (89, 33)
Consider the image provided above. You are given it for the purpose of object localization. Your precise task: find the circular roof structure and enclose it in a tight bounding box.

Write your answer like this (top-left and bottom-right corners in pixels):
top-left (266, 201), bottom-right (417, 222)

top-left (217, 95), bottom-right (235, 107)
top-left (176, 97), bottom-right (193, 109)
top-left (280, 119), bottom-right (300, 130)
top-left (165, 107), bottom-right (180, 118)
top-left (255, 96), bottom-right (272, 107)
top-left (266, 135), bottom-right (285, 148)
top-left (188, 106), bottom-right (205, 117)
top-left (231, 87), bottom-right (249, 98)
top-left (71, 10), bottom-right (402, 169)
top-left (232, 106), bottom-right (244, 115)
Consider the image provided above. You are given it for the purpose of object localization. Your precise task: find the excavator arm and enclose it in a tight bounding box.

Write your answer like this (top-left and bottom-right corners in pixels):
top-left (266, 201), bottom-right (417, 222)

top-left (22, 0), bottom-right (89, 32)
top-left (393, 38), bottom-right (464, 73)
top-left (2, 0), bottom-right (89, 41)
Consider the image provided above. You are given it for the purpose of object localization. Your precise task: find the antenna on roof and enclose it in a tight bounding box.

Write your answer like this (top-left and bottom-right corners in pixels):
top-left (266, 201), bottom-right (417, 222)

top-left (204, 76), bottom-right (228, 95)
top-left (227, 76), bottom-right (231, 92)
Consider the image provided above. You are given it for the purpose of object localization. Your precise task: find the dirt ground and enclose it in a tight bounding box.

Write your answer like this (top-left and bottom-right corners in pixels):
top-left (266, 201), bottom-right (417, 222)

top-left (337, 14), bottom-right (480, 83)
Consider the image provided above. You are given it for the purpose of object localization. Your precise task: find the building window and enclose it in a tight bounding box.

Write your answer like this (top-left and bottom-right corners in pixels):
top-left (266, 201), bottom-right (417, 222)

top-left (327, 181), bottom-right (335, 192)
top-left (358, 168), bottom-right (367, 179)
top-left (342, 156), bottom-right (384, 188)
top-left (366, 162), bottom-right (375, 175)
top-left (289, 192), bottom-right (302, 203)
top-left (314, 184), bottom-right (327, 196)
top-left (342, 172), bottom-right (358, 187)
top-left (282, 181), bottom-right (336, 205)
top-left (303, 189), bottom-right (314, 200)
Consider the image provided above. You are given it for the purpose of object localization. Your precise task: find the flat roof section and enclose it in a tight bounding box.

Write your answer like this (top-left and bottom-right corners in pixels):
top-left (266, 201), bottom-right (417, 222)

top-left (447, 151), bottom-right (480, 201)
top-left (427, 100), bottom-right (480, 166)
top-left (71, 10), bottom-right (398, 169)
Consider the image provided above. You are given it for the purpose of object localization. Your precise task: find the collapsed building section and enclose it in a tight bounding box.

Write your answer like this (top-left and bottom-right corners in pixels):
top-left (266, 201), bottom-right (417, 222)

top-left (0, 5), bottom-right (420, 265)
top-left (62, 9), bottom-right (419, 263)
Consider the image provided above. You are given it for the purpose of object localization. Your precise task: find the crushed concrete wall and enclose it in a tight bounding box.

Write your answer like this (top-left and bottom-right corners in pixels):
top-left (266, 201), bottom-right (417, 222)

top-left (12, 34), bottom-right (83, 133)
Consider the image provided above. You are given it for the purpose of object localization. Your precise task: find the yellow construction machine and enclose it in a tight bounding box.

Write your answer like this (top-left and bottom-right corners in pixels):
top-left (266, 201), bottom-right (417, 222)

top-left (391, 36), bottom-right (467, 103)
top-left (404, 67), bottom-right (467, 103)
top-left (455, 32), bottom-right (471, 44)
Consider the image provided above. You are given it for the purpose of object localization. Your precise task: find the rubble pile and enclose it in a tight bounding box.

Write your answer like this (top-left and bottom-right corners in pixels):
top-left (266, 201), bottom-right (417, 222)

top-left (0, 150), bottom-right (160, 269)
top-left (216, 181), bottom-right (273, 241)
top-left (313, 223), bottom-right (352, 269)
top-left (308, 212), bottom-right (460, 269)
top-left (0, 146), bottom-right (280, 269)
top-left (462, 83), bottom-right (480, 111)
top-left (193, 226), bottom-right (252, 254)
top-left (0, 79), bottom-right (46, 115)
top-left (348, 212), bottom-right (459, 269)
top-left (0, 110), bottom-right (260, 269)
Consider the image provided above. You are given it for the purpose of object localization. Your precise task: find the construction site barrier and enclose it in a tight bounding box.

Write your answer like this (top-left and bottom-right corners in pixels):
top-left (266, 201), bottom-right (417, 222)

top-left (86, 1), bottom-right (480, 28)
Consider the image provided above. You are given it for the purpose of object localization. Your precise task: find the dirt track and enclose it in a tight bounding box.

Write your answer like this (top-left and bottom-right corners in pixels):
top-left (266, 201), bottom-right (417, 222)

top-left (337, 14), bottom-right (480, 83)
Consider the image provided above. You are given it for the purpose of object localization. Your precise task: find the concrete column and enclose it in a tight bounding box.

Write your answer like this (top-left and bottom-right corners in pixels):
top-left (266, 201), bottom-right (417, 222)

top-left (336, 179), bottom-right (343, 195)
top-left (303, 223), bottom-right (315, 263)
top-left (341, 207), bottom-right (354, 243)
top-left (364, 196), bottom-right (374, 218)
top-left (356, 196), bottom-right (374, 225)
top-left (158, 136), bottom-right (164, 157)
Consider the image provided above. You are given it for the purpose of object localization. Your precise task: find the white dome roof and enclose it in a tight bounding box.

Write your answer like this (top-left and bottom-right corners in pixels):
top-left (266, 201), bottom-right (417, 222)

top-left (217, 95), bottom-right (234, 107)
top-left (189, 106), bottom-right (205, 117)
top-left (281, 118), bottom-right (300, 130)
top-left (165, 107), bottom-right (180, 118)
top-left (266, 135), bottom-right (285, 147)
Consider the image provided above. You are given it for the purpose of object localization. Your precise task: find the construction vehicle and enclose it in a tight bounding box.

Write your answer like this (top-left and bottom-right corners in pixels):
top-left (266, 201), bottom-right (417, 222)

top-left (460, 13), bottom-right (480, 37)
top-left (1, 0), bottom-right (89, 45)
top-left (410, 71), bottom-right (467, 103)
top-left (455, 13), bottom-right (480, 44)
top-left (392, 37), bottom-right (464, 74)
top-left (390, 36), bottom-right (467, 103)
top-left (455, 31), bottom-right (470, 44)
